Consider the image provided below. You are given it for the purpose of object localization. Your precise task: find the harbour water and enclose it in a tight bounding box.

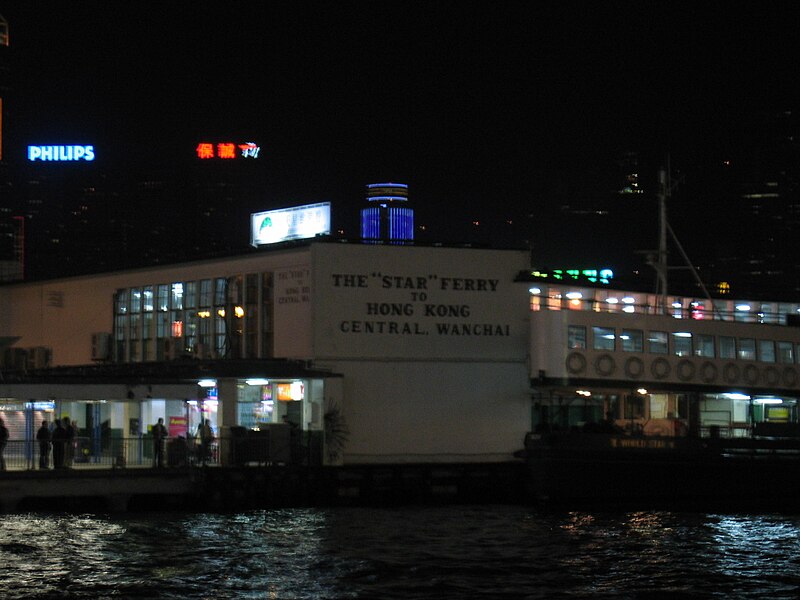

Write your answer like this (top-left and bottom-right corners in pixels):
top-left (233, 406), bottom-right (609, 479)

top-left (2, 505), bottom-right (800, 599)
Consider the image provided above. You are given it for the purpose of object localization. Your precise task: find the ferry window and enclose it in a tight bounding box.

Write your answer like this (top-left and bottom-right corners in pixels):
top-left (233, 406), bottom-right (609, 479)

top-left (778, 342), bottom-right (794, 364)
top-left (620, 329), bottom-right (643, 352)
top-left (738, 338), bottom-right (756, 361)
top-left (115, 289), bottom-right (128, 315)
top-left (215, 278), bottom-right (228, 305)
top-left (672, 332), bottom-right (692, 357)
top-left (624, 393), bottom-right (645, 419)
top-left (199, 279), bottom-right (212, 307)
top-left (758, 340), bottom-right (776, 363)
top-left (592, 326), bottom-right (615, 351)
top-left (130, 288), bottom-right (141, 314)
top-left (720, 336), bottom-right (736, 359)
top-left (157, 284), bottom-right (169, 312)
top-left (695, 334), bottom-right (715, 358)
top-left (185, 281), bottom-right (197, 309)
top-left (648, 331), bottom-right (668, 354)
top-left (568, 325), bottom-right (586, 349)
top-left (142, 286), bottom-right (154, 312)
top-left (171, 283), bottom-right (184, 310)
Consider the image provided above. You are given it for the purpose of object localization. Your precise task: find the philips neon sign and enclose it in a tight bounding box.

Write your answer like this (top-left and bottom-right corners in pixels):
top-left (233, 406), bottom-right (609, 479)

top-left (28, 145), bottom-right (95, 162)
top-left (196, 141), bottom-right (261, 160)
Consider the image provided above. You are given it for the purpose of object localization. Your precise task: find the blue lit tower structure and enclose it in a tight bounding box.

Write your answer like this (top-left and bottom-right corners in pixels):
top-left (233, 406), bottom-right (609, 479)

top-left (360, 182), bottom-right (414, 242)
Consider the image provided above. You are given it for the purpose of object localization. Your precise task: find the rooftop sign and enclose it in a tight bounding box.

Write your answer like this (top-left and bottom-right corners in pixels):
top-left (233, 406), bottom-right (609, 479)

top-left (27, 145), bottom-right (95, 162)
top-left (196, 141), bottom-right (261, 160)
top-left (251, 202), bottom-right (331, 246)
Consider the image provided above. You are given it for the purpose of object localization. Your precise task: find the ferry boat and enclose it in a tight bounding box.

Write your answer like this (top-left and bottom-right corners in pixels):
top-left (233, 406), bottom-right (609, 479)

top-left (519, 170), bottom-right (800, 509)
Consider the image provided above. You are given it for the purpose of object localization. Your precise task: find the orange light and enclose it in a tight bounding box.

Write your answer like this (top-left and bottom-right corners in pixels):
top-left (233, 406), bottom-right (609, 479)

top-left (217, 143), bottom-right (236, 159)
top-left (172, 321), bottom-right (183, 337)
top-left (196, 143), bottom-right (214, 159)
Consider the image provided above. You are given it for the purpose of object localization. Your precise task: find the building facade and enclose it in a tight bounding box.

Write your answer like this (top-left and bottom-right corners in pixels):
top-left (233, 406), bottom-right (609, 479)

top-left (0, 242), bottom-right (532, 465)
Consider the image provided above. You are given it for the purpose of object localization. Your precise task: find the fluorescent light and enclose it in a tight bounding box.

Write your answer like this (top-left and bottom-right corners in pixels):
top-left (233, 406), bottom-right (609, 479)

top-left (736, 304), bottom-right (751, 311)
top-left (198, 379), bottom-right (216, 388)
top-left (753, 397), bottom-right (782, 405)
top-left (722, 393), bottom-right (750, 401)
top-left (566, 291), bottom-right (582, 299)
top-left (245, 378), bottom-right (270, 386)
top-left (528, 287), bottom-right (541, 295)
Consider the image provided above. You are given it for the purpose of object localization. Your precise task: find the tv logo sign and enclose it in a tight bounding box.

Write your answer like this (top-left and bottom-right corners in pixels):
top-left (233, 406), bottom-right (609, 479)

top-left (28, 145), bottom-right (95, 161)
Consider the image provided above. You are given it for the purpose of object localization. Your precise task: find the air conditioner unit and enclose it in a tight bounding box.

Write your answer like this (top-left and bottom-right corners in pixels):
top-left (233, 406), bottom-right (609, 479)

top-left (91, 332), bottom-right (111, 361)
top-left (27, 346), bottom-right (52, 370)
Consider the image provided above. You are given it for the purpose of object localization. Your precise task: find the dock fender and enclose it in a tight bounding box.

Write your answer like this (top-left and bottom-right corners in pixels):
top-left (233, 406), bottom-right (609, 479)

top-left (743, 364), bottom-right (759, 386)
top-left (624, 357), bottom-right (644, 379)
top-left (566, 352), bottom-right (587, 375)
top-left (700, 361), bottom-right (717, 383)
top-left (723, 363), bottom-right (740, 384)
top-left (677, 359), bottom-right (696, 382)
top-left (764, 366), bottom-right (780, 386)
top-left (782, 367), bottom-right (798, 388)
top-left (651, 357), bottom-right (670, 380)
top-left (594, 354), bottom-right (616, 376)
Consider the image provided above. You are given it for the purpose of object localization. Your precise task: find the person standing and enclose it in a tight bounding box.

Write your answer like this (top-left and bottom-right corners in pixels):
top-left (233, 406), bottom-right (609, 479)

top-left (198, 419), bottom-right (213, 464)
top-left (152, 417), bottom-right (168, 468)
top-left (0, 417), bottom-right (8, 471)
top-left (62, 417), bottom-right (75, 468)
top-left (51, 418), bottom-right (66, 469)
top-left (37, 420), bottom-right (51, 469)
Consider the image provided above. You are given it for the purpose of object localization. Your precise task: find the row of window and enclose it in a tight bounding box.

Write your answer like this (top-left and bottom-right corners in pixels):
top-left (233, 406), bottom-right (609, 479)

top-left (113, 273), bottom-right (273, 362)
top-left (532, 287), bottom-right (800, 325)
top-left (568, 325), bottom-right (797, 364)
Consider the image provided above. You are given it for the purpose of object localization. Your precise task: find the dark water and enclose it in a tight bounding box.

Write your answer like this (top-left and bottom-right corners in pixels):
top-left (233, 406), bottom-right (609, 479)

top-left (2, 505), bottom-right (800, 599)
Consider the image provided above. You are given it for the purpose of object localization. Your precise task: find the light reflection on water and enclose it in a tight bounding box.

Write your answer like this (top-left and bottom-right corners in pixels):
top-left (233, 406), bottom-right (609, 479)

top-left (1, 506), bottom-right (800, 599)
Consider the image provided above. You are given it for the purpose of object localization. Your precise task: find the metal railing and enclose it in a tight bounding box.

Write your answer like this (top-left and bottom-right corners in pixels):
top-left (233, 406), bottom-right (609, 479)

top-left (0, 431), bottom-right (322, 471)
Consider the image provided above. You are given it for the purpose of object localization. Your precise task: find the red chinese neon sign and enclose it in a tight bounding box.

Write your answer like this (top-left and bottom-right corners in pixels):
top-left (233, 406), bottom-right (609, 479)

top-left (196, 141), bottom-right (261, 160)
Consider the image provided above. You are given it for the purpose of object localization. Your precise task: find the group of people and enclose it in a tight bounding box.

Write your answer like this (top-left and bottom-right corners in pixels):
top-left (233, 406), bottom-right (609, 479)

top-left (152, 417), bottom-right (214, 468)
top-left (36, 417), bottom-right (76, 469)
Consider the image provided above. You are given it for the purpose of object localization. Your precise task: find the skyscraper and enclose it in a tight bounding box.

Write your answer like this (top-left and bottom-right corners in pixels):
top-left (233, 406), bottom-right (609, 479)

top-left (360, 182), bottom-right (414, 242)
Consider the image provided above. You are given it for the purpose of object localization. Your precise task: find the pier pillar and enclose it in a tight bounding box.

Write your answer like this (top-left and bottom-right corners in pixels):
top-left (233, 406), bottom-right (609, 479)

top-left (217, 378), bottom-right (238, 466)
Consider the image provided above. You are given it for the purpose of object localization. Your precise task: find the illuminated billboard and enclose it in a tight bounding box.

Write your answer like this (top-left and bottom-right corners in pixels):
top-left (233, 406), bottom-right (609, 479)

top-left (196, 141), bottom-right (261, 159)
top-left (28, 145), bottom-right (95, 162)
top-left (251, 202), bottom-right (331, 246)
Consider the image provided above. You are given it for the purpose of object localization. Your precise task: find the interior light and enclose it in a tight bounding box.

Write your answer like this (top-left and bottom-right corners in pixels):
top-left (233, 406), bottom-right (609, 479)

top-left (736, 304), bottom-right (751, 311)
top-left (566, 291), bottom-right (583, 299)
top-left (621, 297), bottom-right (635, 304)
top-left (753, 398), bottom-right (782, 405)
top-left (674, 331), bottom-right (692, 337)
top-left (637, 388), bottom-right (648, 395)
top-left (246, 378), bottom-right (270, 386)
top-left (198, 379), bottom-right (216, 388)
top-left (722, 393), bottom-right (750, 400)
top-left (606, 297), bottom-right (618, 304)
top-left (529, 287), bottom-right (541, 295)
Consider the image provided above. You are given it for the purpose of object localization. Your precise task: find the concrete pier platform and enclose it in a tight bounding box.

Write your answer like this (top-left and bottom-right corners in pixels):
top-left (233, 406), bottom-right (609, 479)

top-left (0, 462), bottom-right (527, 513)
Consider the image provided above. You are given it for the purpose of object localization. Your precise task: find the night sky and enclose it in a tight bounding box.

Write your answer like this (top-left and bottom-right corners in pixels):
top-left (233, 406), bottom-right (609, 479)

top-left (3, 2), bottom-right (799, 273)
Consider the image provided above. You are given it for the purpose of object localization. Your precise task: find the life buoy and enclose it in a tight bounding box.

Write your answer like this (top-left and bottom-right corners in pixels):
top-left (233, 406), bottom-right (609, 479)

top-left (566, 352), bottom-right (587, 375)
top-left (723, 363), bottom-right (740, 384)
top-left (783, 367), bottom-right (798, 388)
top-left (700, 361), bottom-right (718, 383)
top-left (651, 357), bottom-right (670, 380)
top-left (624, 357), bottom-right (644, 379)
top-left (677, 359), bottom-right (696, 382)
top-left (764, 366), bottom-right (780, 386)
top-left (594, 354), bottom-right (616, 376)
top-left (743, 364), bottom-right (759, 386)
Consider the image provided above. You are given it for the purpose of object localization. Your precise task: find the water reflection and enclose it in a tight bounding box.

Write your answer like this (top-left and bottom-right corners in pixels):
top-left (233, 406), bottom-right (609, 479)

top-left (1, 507), bottom-right (799, 599)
